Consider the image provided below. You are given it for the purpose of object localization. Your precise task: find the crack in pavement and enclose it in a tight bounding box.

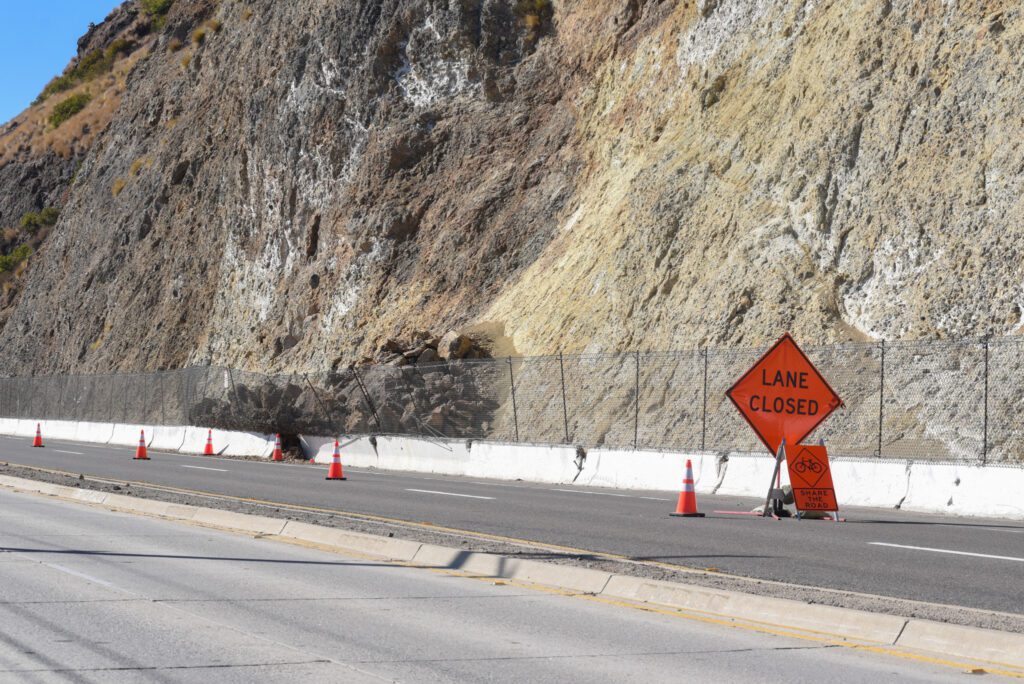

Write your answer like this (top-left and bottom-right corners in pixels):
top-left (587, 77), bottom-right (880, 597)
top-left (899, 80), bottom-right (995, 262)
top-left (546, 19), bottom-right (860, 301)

top-left (340, 644), bottom-right (837, 665)
top-left (0, 659), bottom-right (333, 674)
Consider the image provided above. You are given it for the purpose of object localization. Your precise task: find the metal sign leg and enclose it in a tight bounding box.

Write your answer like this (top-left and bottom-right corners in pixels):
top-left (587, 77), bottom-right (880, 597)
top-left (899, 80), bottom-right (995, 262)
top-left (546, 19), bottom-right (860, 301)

top-left (763, 440), bottom-right (786, 518)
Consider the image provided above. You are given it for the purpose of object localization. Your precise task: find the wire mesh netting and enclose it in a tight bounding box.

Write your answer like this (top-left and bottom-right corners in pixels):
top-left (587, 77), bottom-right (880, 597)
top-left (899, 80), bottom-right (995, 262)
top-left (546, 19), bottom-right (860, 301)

top-left (0, 336), bottom-right (1021, 465)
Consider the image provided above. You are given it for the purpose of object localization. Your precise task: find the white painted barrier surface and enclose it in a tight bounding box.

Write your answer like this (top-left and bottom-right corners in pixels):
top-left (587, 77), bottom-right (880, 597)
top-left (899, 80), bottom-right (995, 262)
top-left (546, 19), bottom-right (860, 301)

top-left (1, 419), bottom-right (1021, 519)
top-left (578, 449), bottom-right (720, 492)
top-left (149, 426), bottom-right (187, 451)
top-left (109, 424), bottom-right (156, 448)
top-left (221, 431), bottom-right (276, 458)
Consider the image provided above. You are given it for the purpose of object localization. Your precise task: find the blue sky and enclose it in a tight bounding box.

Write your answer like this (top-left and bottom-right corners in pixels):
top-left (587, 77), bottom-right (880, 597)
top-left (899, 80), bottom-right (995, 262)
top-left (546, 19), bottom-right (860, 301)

top-left (0, 0), bottom-right (124, 124)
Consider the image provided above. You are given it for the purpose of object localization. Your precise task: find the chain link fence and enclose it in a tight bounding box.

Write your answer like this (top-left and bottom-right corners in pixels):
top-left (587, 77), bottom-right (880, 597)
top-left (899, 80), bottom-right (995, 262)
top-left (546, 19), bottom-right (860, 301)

top-left (1, 337), bottom-right (1022, 465)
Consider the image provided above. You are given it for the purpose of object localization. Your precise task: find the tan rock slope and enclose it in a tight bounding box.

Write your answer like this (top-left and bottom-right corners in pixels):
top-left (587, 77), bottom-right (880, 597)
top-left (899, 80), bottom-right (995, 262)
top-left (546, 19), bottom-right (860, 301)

top-left (0, 0), bottom-right (1020, 374)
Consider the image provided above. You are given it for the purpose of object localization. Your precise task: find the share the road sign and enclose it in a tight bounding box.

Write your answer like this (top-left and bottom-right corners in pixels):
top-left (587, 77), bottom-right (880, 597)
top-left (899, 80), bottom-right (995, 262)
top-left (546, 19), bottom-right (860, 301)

top-left (785, 444), bottom-right (838, 511)
top-left (726, 333), bottom-right (843, 455)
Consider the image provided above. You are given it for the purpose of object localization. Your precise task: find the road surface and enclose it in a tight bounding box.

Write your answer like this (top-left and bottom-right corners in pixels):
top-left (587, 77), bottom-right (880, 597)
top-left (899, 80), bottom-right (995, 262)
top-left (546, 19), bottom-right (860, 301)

top-left (0, 487), bottom-right (1000, 682)
top-left (1, 434), bottom-right (1021, 614)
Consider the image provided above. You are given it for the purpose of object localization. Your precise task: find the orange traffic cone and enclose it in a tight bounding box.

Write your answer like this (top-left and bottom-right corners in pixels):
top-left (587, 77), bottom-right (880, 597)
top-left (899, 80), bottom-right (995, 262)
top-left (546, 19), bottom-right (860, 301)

top-left (271, 434), bottom-right (284, 462)
top-left (32, 424), bottom-right (43, 448)
top-left (326, 440), bottom-right (346, 481)
top-left (135, 430), bottom-right (149, 460)
top-left (670, 459), bottom-right (704, 517)
top-left (203, 429), bottom-right (215, 456)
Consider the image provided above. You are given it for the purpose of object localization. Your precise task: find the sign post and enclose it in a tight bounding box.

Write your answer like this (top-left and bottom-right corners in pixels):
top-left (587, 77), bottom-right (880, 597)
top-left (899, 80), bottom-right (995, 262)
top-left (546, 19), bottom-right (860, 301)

top-left (726, 334), bottom-right (843, 518)
top-left (762, 440), bottom-right (787, 518)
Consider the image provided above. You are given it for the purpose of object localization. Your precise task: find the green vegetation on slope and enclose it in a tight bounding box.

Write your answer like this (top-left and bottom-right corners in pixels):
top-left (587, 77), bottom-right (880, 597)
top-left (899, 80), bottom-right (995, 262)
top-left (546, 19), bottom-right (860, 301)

top-left (49, 93), bottom-right (93, 128)
top-left (34, 39), bottom-right (133, 104)
top-left (0, 245), bottom-right (33, 273)
top-left (19, 207), bottom-right (60, 232)
top-left (139, 0), bottom-right (174, 28)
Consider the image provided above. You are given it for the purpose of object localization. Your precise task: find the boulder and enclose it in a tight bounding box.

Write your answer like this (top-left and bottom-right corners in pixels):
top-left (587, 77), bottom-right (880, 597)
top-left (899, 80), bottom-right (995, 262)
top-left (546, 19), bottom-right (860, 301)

top-left (438, 331), bottom-right (473, 360)
top-left (417, 347), bottom-right (440, 364)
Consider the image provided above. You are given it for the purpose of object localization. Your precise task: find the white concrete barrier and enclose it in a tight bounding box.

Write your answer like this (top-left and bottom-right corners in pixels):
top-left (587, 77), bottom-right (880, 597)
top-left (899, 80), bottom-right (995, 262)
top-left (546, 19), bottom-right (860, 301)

top-left (75, 422), bottom-right (116, 444)
top-left (715, 453), bottom-right (779, 497)
top-left (108, 423), bottom-right (156, 448)
top-left (0, 416), bottom-right (1021, 519)
top-left (831, 459), bottom-right (910, 508)
top-left (941, 464), bottom-right (1024, 519)
top-left (221, 431), bottom-right (275, 458)
top-left (150, 426), bottom-right (187, 451)
top-left (39, 420), bottom-right (79, 441)
top-left (375, 436), bottom-right (473, 475)
top-left (466, 441), bottom-right (581, 483)
top-left (15, 419), bottom-right (39, 437)
top-left (301, 435), bottom-right (377, 465)
top-left (580, 448), bottom-right (721, 493)
top-left (179, 427), bottom-right (219, 454)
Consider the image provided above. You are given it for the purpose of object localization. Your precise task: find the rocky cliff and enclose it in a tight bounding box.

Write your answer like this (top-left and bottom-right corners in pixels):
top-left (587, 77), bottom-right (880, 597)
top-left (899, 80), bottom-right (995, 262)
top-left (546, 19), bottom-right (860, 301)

top-left (0, 0), bottom-right (1021, 374)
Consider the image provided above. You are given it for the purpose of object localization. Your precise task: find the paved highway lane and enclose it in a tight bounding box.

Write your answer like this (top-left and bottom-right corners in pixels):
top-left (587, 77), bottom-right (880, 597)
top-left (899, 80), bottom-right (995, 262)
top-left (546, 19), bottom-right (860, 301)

top-left (2, 435), bottom-right (1022, 614)
top-left (0, 489), bottom-right (1001, 683)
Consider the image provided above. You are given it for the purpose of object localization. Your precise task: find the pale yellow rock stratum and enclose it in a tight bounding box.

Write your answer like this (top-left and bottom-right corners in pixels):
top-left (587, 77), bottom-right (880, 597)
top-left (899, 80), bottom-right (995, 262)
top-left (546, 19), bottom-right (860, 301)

top-left (484, 0), bottom-right (1024, 355)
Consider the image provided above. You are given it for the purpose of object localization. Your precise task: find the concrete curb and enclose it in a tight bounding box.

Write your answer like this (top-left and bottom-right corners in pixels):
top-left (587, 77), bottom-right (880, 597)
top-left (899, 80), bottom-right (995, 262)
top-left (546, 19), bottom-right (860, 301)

top-left (601, 575), bottom-right (908, 643)
top-left (411, 543), bottom-right (613, 594)
top-left (1, 472), bottom-right (1022, 670)
top-left (278, 521), bottom-right (422, 562)
top-left (897, 620), bottom-right (1024, 669)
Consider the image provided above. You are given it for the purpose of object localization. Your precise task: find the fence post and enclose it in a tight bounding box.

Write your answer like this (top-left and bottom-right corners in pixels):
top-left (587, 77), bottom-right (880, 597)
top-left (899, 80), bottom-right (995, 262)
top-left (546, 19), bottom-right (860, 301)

top-left (982, 337), bottom-right (989, 465)
top-left (558, 352), bottom-right (570, 444)
top-left (352, 366), bottom-right (383, 432)
top-left (634, 351), bottom-right (640, 449)
top-left (227, 367), bottom-right (244, 430)
top-left (185, 368), bottom-right (196, 425)
top-left (877, 340), bottom-right (885, 458)
top-left (122, 375), bottom-right (129, 424)
top-left (159, 371), bottom-right (166, 426)
top-left (507, 357), bottom-right (519, 442)
top-left (56, 376), bottom-right (67, 421)
top-left (40, 375), bottom-right (49, 421)
top-left (701, 348), bottom-right (709, 451)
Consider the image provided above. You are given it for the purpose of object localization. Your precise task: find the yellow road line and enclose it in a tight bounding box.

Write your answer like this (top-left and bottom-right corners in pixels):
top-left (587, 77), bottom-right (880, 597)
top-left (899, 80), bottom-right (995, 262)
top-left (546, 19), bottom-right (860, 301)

top-left (4, 473), bottom-right (1023, 678)
top-left (5, 461), bottom-right (1023, 622)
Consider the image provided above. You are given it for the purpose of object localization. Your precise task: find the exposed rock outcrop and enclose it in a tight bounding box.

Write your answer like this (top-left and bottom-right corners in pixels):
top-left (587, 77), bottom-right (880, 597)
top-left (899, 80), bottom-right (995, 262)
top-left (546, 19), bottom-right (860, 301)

top-left (1, 1), bottom-right (1023, 375)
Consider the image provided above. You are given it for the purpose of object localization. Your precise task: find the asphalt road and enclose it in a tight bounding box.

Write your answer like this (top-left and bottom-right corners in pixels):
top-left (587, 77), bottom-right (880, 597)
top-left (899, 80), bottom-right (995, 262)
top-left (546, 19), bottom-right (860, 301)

top-left (1, 435), bottom-right (1022, 615)
top-left (0, 488), bottom-right (1001, 683)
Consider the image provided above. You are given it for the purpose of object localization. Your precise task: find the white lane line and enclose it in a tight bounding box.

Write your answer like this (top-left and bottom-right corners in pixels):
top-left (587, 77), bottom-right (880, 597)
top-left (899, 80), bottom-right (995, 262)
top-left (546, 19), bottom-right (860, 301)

top-left (405, 489), bottom-right (495, 500)
top-left (181, 465), bottom-right (229, 473)
top-left (53, 449), bottom-right (83, 455)
top-left (551, 488), bottom-right (668, 501)
top-left (869, 542), bottom-right (1024, 563)
top-left (552, 489), bottom-right (631, 498)
top-left (45, 563), bottom-right (119, 590)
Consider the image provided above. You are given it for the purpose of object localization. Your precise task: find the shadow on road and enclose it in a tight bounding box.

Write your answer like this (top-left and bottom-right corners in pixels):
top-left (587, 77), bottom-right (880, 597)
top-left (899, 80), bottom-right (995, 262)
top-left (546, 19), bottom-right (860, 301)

top-left (0, 547), bottom-right (395, 567)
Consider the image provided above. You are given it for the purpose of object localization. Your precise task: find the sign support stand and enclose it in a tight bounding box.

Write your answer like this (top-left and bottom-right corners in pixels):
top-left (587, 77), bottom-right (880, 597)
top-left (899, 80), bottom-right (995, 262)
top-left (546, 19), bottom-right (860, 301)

top-left (762, 439), bottom-right (787, 518)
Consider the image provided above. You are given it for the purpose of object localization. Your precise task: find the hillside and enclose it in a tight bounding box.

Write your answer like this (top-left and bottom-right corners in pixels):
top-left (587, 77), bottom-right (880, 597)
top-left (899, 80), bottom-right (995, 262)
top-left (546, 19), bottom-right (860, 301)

top-left (0, 0), bottom-right (1021, 374)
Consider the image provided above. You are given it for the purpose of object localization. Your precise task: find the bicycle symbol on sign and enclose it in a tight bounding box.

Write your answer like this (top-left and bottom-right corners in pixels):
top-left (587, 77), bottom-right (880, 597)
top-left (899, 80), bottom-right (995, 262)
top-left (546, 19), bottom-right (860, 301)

top-left (793, 456), bottom-right (824, 475)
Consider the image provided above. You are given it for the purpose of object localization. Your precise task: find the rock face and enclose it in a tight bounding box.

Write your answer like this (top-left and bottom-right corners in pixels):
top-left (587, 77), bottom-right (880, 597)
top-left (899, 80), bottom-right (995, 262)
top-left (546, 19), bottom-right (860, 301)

top-left (1, 1), bottom-right (1024, 375)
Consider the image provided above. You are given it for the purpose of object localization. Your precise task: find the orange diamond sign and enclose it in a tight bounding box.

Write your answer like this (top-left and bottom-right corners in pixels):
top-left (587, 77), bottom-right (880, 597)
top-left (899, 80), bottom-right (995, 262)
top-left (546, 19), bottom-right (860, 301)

top-left (726, 333), bottom-right (843, 455)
